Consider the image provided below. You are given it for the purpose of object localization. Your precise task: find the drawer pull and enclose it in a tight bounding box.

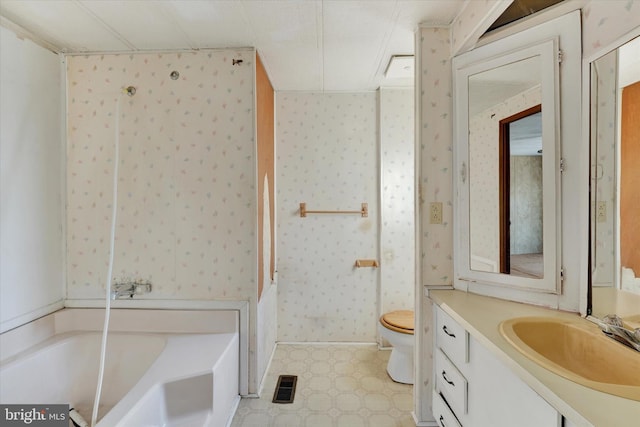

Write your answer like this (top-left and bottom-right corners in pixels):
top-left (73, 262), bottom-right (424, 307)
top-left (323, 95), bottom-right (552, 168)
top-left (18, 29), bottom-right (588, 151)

top-left (442, 370), bottom-right (455, 386)
top-left (439, 415), bottom-right (446, 427)
top-left (442, 325), bottom-right (456, 338)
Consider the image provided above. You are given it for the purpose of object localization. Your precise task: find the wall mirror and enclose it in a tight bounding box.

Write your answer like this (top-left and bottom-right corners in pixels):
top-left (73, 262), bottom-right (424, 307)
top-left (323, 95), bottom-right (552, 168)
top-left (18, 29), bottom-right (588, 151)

top-left (589, 33), bottom-right (640, 319)
top-left (454, 39), bottom-right (561, 294)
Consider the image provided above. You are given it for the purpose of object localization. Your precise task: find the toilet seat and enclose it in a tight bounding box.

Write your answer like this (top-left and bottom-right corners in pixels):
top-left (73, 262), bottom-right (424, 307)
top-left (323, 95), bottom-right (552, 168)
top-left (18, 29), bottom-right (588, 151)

top-left (380, 310), bottom-right (414, 335)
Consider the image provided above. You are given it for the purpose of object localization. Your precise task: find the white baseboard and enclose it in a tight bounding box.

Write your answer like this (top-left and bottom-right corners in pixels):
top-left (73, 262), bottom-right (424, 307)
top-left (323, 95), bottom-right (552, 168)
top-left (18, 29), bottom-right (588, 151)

top-left (224, 395), bottom-right (242, 427)
top-left (257, 341), bottom-right (279, 396)
top-left (413, 411), bottom-right (438, 427)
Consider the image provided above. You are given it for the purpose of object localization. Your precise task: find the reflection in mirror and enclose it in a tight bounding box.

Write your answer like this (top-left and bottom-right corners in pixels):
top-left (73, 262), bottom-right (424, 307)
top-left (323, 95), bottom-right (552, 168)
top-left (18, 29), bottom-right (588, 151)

top-left (501, 107), bottom-right (543, 278)
top-left (590, 35), bottom-right (640, 317)
top-left (468, 55), bottom-right (543, 277)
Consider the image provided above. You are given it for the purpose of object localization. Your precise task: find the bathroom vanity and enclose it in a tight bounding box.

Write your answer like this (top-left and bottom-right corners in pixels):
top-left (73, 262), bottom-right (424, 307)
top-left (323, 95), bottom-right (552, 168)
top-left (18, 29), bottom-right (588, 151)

top-left (429, 290), bottom-right (640, 427)
top-left (428, 4), bottom-right (640, 426)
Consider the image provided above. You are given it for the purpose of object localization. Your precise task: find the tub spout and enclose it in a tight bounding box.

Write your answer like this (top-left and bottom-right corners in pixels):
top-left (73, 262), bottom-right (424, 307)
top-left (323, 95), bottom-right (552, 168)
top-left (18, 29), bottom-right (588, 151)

top-left (111, 280), bottom-right (152, 299)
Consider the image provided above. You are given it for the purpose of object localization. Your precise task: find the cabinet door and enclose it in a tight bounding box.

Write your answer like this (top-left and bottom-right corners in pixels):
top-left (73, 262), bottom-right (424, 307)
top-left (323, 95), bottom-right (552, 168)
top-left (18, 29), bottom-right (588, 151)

top-left (467, 335), bottom-right (560, 427)
top-left (435, 349), bottom-right (468, 417)
top-left (433, 392), bottom-right (463, 427)
top-left (436, 307), bottom-right (469, 369)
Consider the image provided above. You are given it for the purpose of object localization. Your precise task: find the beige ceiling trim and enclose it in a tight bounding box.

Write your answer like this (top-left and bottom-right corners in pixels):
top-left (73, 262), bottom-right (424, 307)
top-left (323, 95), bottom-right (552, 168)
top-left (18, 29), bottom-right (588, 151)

top-left (0, 15), bottom-right (61, 54)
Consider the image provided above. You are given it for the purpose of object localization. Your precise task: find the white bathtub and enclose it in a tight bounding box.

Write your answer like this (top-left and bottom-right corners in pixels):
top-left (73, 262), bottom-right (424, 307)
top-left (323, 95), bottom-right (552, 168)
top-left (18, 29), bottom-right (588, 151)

top-left (0, 308), bottom-right (240, 427)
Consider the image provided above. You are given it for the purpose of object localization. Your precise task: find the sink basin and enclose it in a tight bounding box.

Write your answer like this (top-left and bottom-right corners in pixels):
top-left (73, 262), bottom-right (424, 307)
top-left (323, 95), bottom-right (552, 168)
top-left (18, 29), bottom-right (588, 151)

top-left (500, 317), bottom-right (640, 401)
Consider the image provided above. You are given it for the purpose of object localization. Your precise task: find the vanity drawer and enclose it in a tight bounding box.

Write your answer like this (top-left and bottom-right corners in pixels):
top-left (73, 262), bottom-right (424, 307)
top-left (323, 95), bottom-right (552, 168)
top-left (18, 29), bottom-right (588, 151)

top-left (433, 392), bottom-right (463, 427)
top-left (435, 348), bottom-right (468, 417)
top-left (436, 307), bottom-right (468, 366)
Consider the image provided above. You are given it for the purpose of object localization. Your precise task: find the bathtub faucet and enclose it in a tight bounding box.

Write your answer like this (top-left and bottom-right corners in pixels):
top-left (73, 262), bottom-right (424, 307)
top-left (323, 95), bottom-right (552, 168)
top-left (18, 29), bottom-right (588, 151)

top-left (111, 279), bottom-right (152, 299)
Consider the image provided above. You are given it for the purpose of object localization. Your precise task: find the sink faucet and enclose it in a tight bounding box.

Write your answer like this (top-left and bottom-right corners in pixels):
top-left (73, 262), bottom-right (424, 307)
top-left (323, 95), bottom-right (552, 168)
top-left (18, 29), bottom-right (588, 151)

top-left (111, 279), bottom-right (152, 300)
top-left (598, 314), bottom-right (640, 352)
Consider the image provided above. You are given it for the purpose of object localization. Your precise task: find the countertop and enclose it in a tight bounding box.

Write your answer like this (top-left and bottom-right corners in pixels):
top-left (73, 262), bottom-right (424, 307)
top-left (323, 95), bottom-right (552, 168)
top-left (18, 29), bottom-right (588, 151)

top-left (591, 287), bottom-right (640, 320)
top-left (429, 289), bottom-right (640, 427)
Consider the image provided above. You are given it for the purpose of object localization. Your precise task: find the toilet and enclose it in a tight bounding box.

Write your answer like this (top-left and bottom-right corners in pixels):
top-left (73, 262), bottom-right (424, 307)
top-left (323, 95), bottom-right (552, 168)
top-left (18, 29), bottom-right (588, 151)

top-left (378, 310), bottom-right (414, 384)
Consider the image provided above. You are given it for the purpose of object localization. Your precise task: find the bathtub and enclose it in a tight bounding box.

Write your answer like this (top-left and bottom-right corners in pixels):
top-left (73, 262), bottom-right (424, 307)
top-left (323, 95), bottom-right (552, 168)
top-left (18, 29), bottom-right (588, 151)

top-left (0, 308), bottom-right (240, 426)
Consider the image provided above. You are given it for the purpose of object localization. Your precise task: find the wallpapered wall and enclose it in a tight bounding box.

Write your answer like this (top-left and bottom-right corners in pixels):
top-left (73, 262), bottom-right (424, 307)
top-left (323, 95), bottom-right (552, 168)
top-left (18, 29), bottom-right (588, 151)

top-left (469, 86), bottom-right (541, 269)
top-left (276, 92), bottom-right (379, 342)
top-left (419, 28), bottom-right (454, 288)
top-left (379, 88), bottom-right (415, 314)
top-left (66, 49), bottom-right (257, 301)
top-left (510, 156), bottom-right (543, 255)
top-left (583, 0), bottom-right (640, 59)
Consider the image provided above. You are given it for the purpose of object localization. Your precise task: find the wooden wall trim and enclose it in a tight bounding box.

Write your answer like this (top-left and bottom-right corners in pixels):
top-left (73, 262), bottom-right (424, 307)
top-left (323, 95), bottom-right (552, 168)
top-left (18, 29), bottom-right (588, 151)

top-left (620, 81), bottom-right (640, 274)
top-left (256, 52), bottom-right (275, 300)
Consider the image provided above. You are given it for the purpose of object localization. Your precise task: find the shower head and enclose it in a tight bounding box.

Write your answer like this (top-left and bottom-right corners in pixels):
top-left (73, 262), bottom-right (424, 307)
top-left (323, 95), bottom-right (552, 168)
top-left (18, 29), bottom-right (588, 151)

top-left (123, 86), bottom-right (136, 97)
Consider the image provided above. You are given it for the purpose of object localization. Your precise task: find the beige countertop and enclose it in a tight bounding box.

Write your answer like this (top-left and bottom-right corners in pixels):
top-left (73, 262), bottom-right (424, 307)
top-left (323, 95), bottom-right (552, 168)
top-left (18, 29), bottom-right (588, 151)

top-left (591, 287), bottom-right (640, 321)
top-left (429, 289), bottom-right (640, 427)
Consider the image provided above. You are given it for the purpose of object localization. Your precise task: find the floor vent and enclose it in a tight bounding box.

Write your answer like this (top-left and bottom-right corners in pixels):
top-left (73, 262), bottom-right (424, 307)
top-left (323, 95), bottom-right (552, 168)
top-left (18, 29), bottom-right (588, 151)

top-left (272, 375), bottom-right (297, 404)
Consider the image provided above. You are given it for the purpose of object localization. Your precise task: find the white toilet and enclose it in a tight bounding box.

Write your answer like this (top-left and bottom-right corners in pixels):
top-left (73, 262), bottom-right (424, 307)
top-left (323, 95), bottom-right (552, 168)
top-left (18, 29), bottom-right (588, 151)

top-left (378, 310), bottom-right (414, 384)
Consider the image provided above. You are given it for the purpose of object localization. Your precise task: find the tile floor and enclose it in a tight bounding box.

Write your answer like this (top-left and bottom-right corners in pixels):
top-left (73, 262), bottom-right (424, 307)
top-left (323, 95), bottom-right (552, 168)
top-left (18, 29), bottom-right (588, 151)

top-left (231, 344), bottom-right (415, 427)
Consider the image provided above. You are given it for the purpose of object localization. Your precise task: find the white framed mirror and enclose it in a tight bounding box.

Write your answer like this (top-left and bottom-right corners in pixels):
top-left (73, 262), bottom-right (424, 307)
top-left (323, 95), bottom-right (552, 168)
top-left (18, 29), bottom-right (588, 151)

top-left (451, 10), bottom-right (581, 308)
top-left (589, 29), bottom-right (640, 319)
top-left (454, 39), bottom-right (561, 294)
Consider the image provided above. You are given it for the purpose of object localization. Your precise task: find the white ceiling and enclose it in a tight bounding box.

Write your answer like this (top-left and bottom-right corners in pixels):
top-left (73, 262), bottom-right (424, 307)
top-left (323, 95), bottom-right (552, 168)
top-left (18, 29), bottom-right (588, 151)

top-left (468, 54), bottom-right (541, 116)
top-left (0, 0), bottom-right (467, 92)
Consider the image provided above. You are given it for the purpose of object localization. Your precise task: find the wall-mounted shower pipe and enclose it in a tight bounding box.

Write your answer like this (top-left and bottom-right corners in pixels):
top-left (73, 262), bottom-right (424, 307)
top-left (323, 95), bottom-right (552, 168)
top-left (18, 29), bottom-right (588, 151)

top-left (123, 86), bottom-right (136, 97)
top-left (90, 96), bottom-right (121, 427)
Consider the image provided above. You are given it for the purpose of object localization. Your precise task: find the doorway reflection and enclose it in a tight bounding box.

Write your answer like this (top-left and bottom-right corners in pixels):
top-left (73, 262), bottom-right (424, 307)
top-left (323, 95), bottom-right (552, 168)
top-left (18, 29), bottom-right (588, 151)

top-left (499, 106), bottom-right (543, 278)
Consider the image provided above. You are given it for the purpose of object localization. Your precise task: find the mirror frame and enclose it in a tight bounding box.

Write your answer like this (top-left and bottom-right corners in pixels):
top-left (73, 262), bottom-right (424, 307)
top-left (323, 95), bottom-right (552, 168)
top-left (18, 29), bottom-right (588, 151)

top-left (453, 39), bottom-right (562, 294)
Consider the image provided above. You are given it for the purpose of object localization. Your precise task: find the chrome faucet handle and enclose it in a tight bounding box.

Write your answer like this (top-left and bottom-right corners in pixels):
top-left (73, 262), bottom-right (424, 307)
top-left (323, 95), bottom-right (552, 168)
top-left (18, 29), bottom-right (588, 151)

top-left (110, 278), bottom-right (152, 299)
top-left (601, 314), bottom-right (624, 327)
top-left (597, 314), bottom-right (640, 352)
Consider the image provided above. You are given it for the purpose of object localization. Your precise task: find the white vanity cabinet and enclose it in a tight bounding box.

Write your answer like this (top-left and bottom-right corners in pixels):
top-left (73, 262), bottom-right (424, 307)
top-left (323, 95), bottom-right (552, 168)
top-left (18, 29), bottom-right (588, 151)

top-left (433, 306), bottom-right (561, 427)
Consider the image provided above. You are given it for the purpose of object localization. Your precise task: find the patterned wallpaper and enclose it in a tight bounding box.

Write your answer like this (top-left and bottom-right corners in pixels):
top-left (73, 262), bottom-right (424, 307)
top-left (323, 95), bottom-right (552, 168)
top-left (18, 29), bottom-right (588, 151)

top-left (276, 92), bottom-right (379, 342)
top-left (468, 86), bottom-right (541, 268)
top-left (380, 88), bottom-right (415, 314)
top-left (419, 27), bottom-right (454, 288)
top-left (66, 49), bottom-right (257, 301)
top-left (583, 0), bottom-right (640, 59)
top-left (510, 156), bottom-right (543, 255)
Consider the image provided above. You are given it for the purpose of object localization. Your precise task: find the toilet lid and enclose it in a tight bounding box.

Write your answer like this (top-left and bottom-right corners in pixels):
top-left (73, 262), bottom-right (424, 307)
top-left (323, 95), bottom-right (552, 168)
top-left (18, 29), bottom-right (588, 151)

top-left (380, 310), bottom-right (414, 335)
